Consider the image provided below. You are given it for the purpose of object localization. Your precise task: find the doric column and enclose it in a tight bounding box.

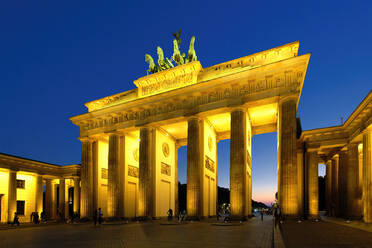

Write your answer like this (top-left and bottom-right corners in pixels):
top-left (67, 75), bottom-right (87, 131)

top-left (45, 179), bottom-right (53, 219)
top-left (35, 175), bottom-right (43, 214)
top-left (73, 178), bottom-right (80, 213)
top-left (216, 138), bottom-right (219, 217)
top-left (52, 183), bottom-right (58, 218)
top-left (92, 140), bottom-right (98, 214)
top-left (339, 150), bottom-right (348, 217)
top-left (174, 145), bottom-right (180, 216)
top-left (325, 160), bottom-right (332, 216)
top-left (307, 152), bottom-right (318, 218)
top-left (138, 127), bottom-right (155, 218)
top-left (278, 98), bottom-right (299, 216)
top-left (7, 170), bottom-right (17, 222)
top-left (80, 138), bottom-right (96, 218)
top-left (297, 148), bottom-right (304, 217)
top-left (230, 109), bottom-right (248, 218)
top-left (187, 118), bottom-right (202, 219)
top-left (331, 155), bottom-right (339, 216)
top-left (363, 130), bottom-right (372, 223)
top-left (108, 133), bottom-right (125, 217)
top-left (58, 179), bottom-right (66, 219)
top-left (80, 140), bottom-right (89, 218)
top-left (346, 143), bottom-right (362, 219)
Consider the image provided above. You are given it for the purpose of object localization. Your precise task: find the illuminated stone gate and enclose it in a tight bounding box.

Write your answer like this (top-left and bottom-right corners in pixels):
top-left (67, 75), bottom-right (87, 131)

top-left (71, 41), bottom-right (312, 219)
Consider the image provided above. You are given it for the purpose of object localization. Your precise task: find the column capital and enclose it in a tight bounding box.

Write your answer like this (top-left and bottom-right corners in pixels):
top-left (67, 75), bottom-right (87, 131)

top-left (358, 143), bottom-right (363, 154)
top-left (104, 130), bottom-right (123, 137)
top-left (332, 154), bottom-right (340, 159)
top-left (279, 95), bottom-right (298, 105)
top-left (139, 126), bottom-right (155, 132)
top-left (230, 107), bottom-right (247, 113)
top-left (186, 116), bottom-right (203, 122)
top-left (362, 127), bottom-right (372, 134)
top-left (78, 136), bottom-right (97, 142)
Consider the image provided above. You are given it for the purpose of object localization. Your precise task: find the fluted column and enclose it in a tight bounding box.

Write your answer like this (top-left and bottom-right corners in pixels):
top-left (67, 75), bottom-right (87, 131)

top-left (80, 139), bottom-right (95, 218)
top-left (307, 152), bottom-right (318, 218)
top-left (216, 138), bottom-right (219, 217)
top-left (35, 175), bottom-right (43, 214)
top-left (346, 143), bottom-right (362, 219)
top-left (297, 148), bottom-right (304, 217)
top-left (73, 178), bottom-right (80, 213)
top-left (8, 170), bottom-right (17, 222)
top-left (325, 160), bottom-right (332, 215)
top-left (187, 118), bottom-right (202, 219)
top-left (58, 179), bottom-right (66, 219)
top-left (278, 98), bottom-right (299, 216)
top-left (92, 140), bottom-right (98, 214)
top-left (230, 109), bottom-right (247, 218)
top-left (108, 133), bottom-right (125, 217)
top-left (138, 127), bottom-right (155, 218)
top-left (363, 130), bottom-right (372, 223)
top-left (358, 144), bottom-right (363, 216)
top-left (174, 145), bottom-right (180, 216)
top-left (45, 179), bottom-right (53, 219)
top-left (331, 155), bottom-right (339, 216)
top-left (339, 150), bottom-right (348, 217)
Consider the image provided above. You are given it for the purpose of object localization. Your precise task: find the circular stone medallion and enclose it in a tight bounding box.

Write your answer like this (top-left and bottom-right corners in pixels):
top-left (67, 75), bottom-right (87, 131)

top-left (162, 142), bottom-right (170, 157)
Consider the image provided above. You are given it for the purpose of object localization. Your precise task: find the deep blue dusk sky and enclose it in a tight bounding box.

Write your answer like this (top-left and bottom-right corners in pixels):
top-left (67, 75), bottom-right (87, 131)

top-left (0, 1), bottom-right (371, 204)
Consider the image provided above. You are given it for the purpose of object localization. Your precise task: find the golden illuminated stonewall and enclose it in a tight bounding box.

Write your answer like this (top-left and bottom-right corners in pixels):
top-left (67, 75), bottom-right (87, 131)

top-left (71, 40), bottom-right (372, 221)
top-left (0, 41), bottom-right (371, 223)
top-left (0, 153), bottom-right (79, 223)
top-left (71, 41), bottom-right (313, 219)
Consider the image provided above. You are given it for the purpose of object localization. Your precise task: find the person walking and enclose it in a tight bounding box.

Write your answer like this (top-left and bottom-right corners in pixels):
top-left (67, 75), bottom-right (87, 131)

top-left (98, 208), bottom-right (103, 225)
top-left (167, 208), bottom-right (173, 221)
top-left (33, 212), bottom-right (39, 224)
top-left (40, 211), bottom-right (46, 223)
top-left (93, 209), bottom-right (98, 226)
top-left (274, 206), bottom-right (279, 228)
top-left (260, 209), bottom-right (264, 221)
top-left (181, 210), bottom-right (186, 221)
top-left (13, 212), bottom-right (20, 226)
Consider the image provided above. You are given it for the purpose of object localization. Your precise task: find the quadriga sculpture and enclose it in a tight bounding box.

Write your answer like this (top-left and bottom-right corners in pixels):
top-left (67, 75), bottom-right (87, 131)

top-left (145, 30), bottom-right (198, 74)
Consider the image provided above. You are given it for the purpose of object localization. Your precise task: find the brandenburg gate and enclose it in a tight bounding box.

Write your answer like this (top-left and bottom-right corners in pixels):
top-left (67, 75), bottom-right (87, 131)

top-left (70, 40), bottom-right (372, 222)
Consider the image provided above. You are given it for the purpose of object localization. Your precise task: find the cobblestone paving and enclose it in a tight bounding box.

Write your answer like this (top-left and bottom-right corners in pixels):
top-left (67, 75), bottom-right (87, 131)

top-left (0, 215), bottom-right (273, 248)
top-left (281, 219), bottom-right (372, 248)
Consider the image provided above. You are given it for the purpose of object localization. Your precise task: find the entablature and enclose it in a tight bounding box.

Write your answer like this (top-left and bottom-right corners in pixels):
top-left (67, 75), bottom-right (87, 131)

top-left (71, 53), bottom-right (310, 137)
top-left (300, 91), bottom-right (372, 159)
top-left (0, 153), bottom-right (80, 178)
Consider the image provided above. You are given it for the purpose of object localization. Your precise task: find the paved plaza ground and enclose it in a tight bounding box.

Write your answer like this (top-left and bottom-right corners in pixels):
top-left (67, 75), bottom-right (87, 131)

top-left (3, 215), bottom-right (372, 248)
top-left (0, 215), bottom-right (273, 248)
top-left (281, 219), bottom-right (372, 248)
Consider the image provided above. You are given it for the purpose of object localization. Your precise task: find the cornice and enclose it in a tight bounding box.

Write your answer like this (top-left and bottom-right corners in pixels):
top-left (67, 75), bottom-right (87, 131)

top-left (70, 52), bottom-right (309, 125)
top-left (0, 153), bottom-right (80, 177)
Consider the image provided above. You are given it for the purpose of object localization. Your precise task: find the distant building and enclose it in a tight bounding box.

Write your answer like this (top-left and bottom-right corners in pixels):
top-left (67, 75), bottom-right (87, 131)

top-left (0, 153), bottom-right (80, 223)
